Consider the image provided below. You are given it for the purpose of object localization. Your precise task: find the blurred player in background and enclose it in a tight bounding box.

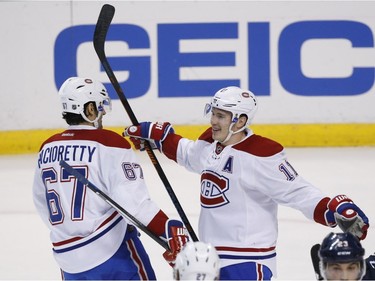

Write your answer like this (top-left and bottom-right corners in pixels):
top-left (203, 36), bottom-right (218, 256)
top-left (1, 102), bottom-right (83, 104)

top-left (124, 86), bottom-right (369, 280)
top-left (32, 77), bottom-right (188, 280)
top-left (318, 232), bottom-right (375, 280)
top-left (174, 241), bottom-right (220, 280)
top-left (364, 252), bottom-right (375, 280)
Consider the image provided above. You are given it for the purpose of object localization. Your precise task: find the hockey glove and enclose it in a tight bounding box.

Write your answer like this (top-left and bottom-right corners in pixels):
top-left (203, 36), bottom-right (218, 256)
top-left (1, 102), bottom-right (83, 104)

top-left (161, 219), bottom-right (189, 267)
top-left (325, 194), bottom-right (369, 240)
top-left (123, 121), bottom-right (174, 151)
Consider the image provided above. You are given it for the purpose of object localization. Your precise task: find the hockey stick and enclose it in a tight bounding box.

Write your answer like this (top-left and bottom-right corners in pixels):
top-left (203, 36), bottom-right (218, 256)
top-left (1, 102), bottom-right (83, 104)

top-left (93, 4), bottom-right (199, 242)
top-left (59, 160), bottom-right (169, 251)
top-left (311, 243), bottom-right (324, 280)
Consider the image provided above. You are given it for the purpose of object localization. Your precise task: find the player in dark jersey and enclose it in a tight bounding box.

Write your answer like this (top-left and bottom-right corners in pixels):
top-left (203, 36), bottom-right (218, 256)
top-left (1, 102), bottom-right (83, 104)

top-left (364, 252), bottom-right (375, 280)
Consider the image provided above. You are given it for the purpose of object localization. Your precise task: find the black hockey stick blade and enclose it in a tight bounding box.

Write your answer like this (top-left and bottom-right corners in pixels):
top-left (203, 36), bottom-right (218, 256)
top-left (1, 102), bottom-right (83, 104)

top-left (311, 243), bottom-right (324, 280)
top-left (59, 160), bottom-right (169, 251)
top-left (93, 4), bottom-right (114, 59)
top-left (93, 4), bottom-right (138, 124)
top-left (93, 4), bottom-right (199, 242)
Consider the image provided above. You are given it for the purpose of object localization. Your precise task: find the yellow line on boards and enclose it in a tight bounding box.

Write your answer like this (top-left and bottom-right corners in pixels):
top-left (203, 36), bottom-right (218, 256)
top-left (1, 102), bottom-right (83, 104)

top-left (1, 124), bottom-right (375, 155)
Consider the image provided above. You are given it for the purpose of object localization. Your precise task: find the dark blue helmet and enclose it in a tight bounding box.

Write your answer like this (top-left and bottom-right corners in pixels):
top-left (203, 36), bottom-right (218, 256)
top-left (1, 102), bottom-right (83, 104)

top-left (319, 232), bottom-right (365, 263)
top-left (319, 232), bottom-right (366, 280)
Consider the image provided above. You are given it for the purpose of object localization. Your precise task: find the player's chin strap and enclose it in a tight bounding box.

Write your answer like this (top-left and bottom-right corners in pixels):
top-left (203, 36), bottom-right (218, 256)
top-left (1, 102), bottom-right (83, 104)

top-left (221, 117), bottom-right (247, 144)
top-left (81, 109), bottom-right (103, 129)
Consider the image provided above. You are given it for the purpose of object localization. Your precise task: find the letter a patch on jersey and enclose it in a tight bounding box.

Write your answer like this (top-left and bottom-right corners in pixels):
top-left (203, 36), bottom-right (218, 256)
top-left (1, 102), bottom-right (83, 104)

top-left (200, 171), bottom-right (229, 208)
top-left (222, 156), bottom-right (233, 173)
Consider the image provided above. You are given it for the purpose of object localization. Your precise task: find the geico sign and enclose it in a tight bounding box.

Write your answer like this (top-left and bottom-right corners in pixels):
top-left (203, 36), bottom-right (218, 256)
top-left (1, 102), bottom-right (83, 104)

top-left (55, 20), bottom-right (374, 99)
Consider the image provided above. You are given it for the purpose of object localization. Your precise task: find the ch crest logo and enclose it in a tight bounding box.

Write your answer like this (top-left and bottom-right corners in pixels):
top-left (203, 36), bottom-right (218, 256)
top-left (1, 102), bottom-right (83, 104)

top-left (200, 171), bottom-right (229, 208)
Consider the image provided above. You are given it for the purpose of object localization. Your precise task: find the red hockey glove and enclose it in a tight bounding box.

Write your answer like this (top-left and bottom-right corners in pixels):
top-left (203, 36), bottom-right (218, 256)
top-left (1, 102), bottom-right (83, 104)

top-left (125, 137), bottom-right (148, 151)
top-left (161, 219), bottom-right (189, 267)
top-left (123, 122), bottom-right (174, 151)
top-left (325, 195), bottom-right (369, 240)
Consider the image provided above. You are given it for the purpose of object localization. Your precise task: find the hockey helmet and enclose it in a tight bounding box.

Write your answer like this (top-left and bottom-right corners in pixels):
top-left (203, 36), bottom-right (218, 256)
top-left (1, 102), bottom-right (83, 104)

top-left (174, 241), bottom-right (220, 280)
top-left (204, 86), bottom-right (258, 125)
top-left (59, 77), bottom-right (112, 117)
top-left (319, 232), bottom-right (365, 280)
top-left (319, 232), bottom-right (365, 263)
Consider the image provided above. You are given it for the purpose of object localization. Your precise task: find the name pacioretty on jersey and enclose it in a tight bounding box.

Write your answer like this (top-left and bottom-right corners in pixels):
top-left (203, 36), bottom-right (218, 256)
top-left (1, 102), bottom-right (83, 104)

top-left (38, 144), bottom-right (96, 168)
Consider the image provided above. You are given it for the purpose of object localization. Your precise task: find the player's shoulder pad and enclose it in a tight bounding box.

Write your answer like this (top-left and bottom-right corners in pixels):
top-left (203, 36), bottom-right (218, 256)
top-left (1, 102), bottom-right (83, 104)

top-left (233, 134), bottom-right (284, 157)
top-left (198, 127), bottom-right (214, 143)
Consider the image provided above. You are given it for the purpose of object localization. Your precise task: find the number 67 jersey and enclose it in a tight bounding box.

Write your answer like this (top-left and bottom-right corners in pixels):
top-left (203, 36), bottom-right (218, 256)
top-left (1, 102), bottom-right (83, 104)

top-left (32, 125), bottom-right (162, 274)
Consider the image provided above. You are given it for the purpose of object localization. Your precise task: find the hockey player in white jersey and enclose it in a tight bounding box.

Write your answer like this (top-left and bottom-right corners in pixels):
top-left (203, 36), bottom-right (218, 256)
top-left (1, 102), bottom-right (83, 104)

top-left (124, 86), bottom-right (369, 280)
top-left (32, 77), bottom-right (188, 280)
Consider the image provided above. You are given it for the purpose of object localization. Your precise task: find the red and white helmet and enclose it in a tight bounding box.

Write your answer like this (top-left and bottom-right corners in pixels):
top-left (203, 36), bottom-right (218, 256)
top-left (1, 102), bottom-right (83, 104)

top-left (173, 241), bottom-right (220, 280)
top-left (205, 86), bottom-right (258, 125)
top-left (59, 77), bottom-right (111, 126)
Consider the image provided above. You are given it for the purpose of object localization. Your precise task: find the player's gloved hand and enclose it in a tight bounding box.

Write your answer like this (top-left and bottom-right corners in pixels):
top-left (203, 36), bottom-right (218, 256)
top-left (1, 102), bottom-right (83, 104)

top-left (123, 122), bottom-right (174, 151)
top-left (125, 136), bottom-right (149, 151)
top-left (161, 219), bottom-right (189, 267)
top-left (325, 194), bottom-right (369, 240)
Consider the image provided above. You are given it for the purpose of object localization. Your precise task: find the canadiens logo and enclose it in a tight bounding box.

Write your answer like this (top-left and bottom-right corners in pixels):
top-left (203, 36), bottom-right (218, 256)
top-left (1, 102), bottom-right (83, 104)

top-left (200, 170), bottom-right (229, 208)
top-left (242, 92), bottom-right (250, 98)
top-left (215, 143), bottom-right (224, 155)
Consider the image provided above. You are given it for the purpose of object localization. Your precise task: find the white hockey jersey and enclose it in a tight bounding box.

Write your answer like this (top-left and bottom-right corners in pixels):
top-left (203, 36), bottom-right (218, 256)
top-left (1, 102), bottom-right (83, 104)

top-left (162, 127), bottom-right (328, 275)
top-left (32, 125), bottom-right (162, 273)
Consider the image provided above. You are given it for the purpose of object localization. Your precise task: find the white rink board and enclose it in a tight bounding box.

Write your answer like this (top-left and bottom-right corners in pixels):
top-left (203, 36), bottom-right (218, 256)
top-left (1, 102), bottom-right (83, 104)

top-left (1, 1), bottom-right (375, 131)
top-left (1, 147), bottom-right (374, 280)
